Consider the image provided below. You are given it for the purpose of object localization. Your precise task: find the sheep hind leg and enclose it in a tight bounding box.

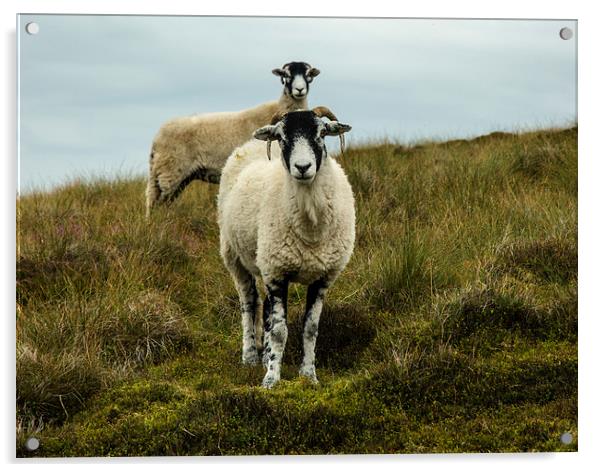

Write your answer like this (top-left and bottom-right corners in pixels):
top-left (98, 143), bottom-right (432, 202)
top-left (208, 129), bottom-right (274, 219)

top-left (145, 160), bottom-right (163, 217)
top-left (228, 259), bottom-right (260, 365)
top-left (262, 279), bottom-right (289, 388)
top-left (253, 286), bottom-right (265, 353)
top-left (299, 279), bottom-right (329, 384)
top-left (145, 173), bottom-right (181, 209)
top-left (145, 177), bottom-right (161, 217)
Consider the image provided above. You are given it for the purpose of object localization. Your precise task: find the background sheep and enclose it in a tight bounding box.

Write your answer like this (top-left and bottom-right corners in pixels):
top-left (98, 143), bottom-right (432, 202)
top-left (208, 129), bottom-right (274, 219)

top-left (145, 61), bottom-right (320, 216)
top-left (218, 108), bottom-right (354, 388)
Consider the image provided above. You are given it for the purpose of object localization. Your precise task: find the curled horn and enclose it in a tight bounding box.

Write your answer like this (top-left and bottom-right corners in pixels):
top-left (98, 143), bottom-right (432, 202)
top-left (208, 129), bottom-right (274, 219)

top-left (312, 106), bottom-right (346, 156)
top-left (312, 106), bottom-right (339, 122)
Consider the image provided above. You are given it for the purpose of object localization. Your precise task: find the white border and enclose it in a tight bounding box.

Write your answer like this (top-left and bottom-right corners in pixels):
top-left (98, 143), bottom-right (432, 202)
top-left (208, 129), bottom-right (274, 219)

top-left (3, 1), bottom-right (600, 471)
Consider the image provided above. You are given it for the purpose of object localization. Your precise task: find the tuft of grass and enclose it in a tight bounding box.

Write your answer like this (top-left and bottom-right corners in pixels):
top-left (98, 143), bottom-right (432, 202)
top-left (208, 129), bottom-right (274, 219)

top-left (100, 290), bottom-right (193, 366)
top-left (363, 227), bottom-right (450, 313)
top-left (438, 289), bottom-right (557, 342)
top-left (16, 342), bottom-right (105, 424)
top-left (16, 288), bottom-right (193, 423)
top-left (16, 126), bottom-right (577, 455)
top-left (509, 128), bottom-right (578, 194)
top-left (365, 343), bottom-right (576, 419)
top-left (493, 236), bottom-right (577, 284)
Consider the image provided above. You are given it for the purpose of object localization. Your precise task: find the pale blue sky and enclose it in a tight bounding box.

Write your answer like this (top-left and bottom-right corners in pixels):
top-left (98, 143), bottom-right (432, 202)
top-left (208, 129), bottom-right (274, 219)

top-left (18, 15), bottom-right (577, 191)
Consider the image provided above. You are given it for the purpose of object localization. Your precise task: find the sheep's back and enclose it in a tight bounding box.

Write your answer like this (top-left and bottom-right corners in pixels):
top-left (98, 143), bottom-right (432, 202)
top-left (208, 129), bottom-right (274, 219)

top-left (152, 101), bottom-right (280, 172)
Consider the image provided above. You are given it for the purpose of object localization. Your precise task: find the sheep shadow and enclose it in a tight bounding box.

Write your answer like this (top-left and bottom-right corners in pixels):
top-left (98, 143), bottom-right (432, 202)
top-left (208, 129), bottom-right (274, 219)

top-left (283, 302), bottom-right (376, 370)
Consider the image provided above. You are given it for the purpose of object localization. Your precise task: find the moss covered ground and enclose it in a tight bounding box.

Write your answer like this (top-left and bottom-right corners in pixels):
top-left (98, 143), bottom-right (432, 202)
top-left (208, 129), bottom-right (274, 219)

top-left (16, 127), bottom-right (577, 456)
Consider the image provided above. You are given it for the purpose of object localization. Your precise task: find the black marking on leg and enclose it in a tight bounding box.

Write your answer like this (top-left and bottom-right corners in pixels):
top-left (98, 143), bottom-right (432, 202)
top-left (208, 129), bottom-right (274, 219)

top-left (262, 295), bottom-right (272, 333)
top-left (304, 279), bottom-right (327, 321)
top-left (248, 282), bottom-right (258, 322)
top-left (265, 280), bottom-right (289, 348)
top-left (262, 279), bottom-right (289, 370)
top-left (262, 345), bottom-right (272, 366)
top-left (305, 321), bottom-right (318, 340)
top-left (240, 274), bottom-right (258, 326)
top-left (267, 279), bottom-right (289, 316)
top-left (242, 284), bottom-right (258, 322)
top-left (271, 326), bottom-right (286, 344)
top-left (302, 278), bottom-right (328, 343)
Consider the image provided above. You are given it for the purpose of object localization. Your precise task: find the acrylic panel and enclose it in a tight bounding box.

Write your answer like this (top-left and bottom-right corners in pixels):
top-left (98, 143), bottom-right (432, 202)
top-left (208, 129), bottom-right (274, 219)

top-left (16, 14), bottom-right (577, 457)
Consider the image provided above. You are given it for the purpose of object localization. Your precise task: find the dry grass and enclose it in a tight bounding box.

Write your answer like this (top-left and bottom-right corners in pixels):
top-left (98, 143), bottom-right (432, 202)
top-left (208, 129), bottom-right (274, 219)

top-left (16, 127), bottom-right (577, 455)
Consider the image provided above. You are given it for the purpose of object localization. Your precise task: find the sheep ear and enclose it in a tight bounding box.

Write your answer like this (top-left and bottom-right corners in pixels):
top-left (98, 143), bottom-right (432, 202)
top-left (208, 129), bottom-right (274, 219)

top-left (254, 125), bottom-right (280, 141)
top-left (272, 68), bottom-right (286, 77)
top-left (322, 121), bottom-right (352, 136)
top-left (307, 67), bottom-right (320, 78)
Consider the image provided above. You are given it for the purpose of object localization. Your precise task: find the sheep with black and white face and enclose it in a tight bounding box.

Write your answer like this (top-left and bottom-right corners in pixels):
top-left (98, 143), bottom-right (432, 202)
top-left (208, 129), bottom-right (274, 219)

top-left (217, 108), bottom-right (354, 388)
top-left (146, 61), bottom-right (320, 216)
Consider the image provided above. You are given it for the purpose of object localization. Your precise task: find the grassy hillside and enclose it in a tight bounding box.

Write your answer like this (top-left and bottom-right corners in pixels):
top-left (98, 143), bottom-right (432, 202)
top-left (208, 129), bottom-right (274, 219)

top-left (16, 127), bottom-right (577, 456)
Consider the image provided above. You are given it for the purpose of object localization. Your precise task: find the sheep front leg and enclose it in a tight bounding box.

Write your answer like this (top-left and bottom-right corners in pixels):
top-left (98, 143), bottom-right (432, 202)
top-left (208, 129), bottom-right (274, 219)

top-left (262, 279), bottom-right (289, 388)
top-left (299, 279), bottom-right (328, 383)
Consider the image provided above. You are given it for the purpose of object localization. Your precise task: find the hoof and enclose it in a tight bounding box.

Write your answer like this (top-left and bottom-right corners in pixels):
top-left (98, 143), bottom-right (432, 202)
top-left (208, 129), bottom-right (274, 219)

top-left (242, 349), bottom-right (260, 365)
top-left (299, 366), bottom-right (318, 384)
top-left (262, 373), bottom-right (280, 389)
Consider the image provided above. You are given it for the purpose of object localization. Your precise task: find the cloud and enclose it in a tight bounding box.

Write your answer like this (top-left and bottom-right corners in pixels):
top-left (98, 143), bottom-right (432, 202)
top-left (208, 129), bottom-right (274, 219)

top-left (18, 15), bottom-right (577, 190)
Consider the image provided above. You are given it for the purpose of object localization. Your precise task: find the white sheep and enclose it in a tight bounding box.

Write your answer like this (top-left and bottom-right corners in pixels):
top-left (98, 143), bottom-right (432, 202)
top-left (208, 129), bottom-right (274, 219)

top-left (145, 61), bottom-right (321, 216)
top-left (217, 107), bottom-right (354, 388)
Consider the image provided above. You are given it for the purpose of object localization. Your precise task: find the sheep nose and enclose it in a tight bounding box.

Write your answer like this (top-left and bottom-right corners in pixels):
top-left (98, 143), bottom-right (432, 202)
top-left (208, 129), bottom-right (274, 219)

top-left (295, 163), bottom-right (311, 175)
top-left (295, 87), bottom-right (305, 93)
